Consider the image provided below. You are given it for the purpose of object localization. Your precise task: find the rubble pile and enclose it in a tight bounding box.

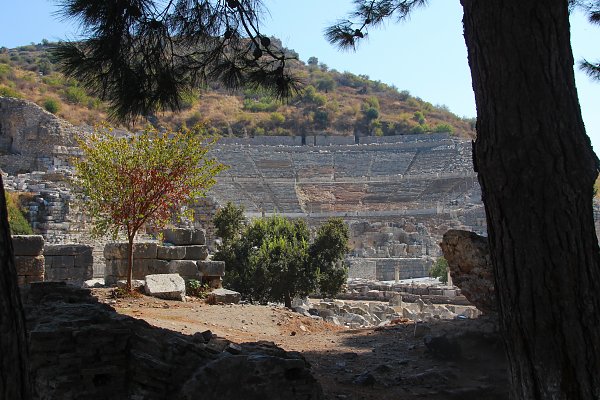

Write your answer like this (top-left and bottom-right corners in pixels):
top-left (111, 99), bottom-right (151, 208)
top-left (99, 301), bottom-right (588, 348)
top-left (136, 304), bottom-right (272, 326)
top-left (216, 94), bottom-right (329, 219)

top-left (292, 296), bottom-right (480, 329)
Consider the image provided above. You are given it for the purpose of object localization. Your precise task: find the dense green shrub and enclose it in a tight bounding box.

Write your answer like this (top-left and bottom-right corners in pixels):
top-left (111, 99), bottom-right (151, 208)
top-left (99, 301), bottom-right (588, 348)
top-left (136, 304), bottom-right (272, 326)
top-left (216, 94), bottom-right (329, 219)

top-left (214, 204), bottom-right (349, 306)
top-left (43, 98), bottom-right (61, 114)
top-left (243, 97), bottom-right (279, 112)
top-left (63, 85), bottom-right (88, 104)
top-left (433, 123), bottom-right (454, 134)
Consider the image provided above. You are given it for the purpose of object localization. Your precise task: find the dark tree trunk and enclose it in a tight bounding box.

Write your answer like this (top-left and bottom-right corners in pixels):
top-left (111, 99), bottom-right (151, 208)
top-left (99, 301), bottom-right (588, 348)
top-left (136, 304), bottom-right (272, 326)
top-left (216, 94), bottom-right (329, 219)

top-left (127, 237), bottom-right (134, 292)
top-left (0, 177), bottom-right (31, 399)
top-left (284, 292), bottom-right (292, 309)
top-left (461, 0), bottom-right (600, 398)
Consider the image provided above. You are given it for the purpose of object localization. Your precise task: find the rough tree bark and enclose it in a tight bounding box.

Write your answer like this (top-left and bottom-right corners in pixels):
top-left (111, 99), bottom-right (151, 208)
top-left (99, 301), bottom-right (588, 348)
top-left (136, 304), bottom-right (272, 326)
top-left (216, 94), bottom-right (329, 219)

top-left (461, 0), bottom-right (600, 398)
top-left (0, 177), bottom-right (31, 399)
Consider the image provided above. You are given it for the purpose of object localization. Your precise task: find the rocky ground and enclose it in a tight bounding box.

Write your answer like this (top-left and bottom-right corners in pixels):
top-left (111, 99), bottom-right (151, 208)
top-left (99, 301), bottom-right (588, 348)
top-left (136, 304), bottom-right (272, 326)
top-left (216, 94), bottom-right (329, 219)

top-left (92, 289), bottom-right (509, 400)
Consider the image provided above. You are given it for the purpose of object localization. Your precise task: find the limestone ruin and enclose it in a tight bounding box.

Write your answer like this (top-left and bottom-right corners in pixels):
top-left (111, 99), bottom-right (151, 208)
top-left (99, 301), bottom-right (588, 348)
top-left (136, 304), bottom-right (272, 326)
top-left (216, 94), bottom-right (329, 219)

top-left (1, 96), bottom-right (490, 284)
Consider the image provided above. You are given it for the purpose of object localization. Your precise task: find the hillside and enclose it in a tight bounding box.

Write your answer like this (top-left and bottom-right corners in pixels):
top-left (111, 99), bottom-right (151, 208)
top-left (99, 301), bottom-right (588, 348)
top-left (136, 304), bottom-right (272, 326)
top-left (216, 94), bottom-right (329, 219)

top-left (0, 41), bottom-right (475, 138)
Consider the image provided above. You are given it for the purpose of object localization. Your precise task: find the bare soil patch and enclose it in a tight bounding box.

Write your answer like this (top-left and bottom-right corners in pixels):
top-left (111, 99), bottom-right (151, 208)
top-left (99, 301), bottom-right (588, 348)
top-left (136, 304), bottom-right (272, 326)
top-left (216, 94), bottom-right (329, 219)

top-left (93, 289), bottom-right (508, 399)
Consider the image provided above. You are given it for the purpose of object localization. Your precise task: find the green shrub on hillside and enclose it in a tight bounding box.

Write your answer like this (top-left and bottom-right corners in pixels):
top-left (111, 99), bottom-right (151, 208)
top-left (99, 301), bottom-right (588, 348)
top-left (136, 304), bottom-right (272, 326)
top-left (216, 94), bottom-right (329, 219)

top-left (0, 85), bottom-right (21, 98)
top-left (63, 85), bottom-right (88, 104)
top-left (243, 97), bottom-right (279, 112)
top-left (0, 63), bottom-right (11, 81)
top-left (43, 98), bottom-right (61, 114)
top-left (6, 192), bottom-right (33, 235)
top-left (433, 123), bottom-right (454, 134)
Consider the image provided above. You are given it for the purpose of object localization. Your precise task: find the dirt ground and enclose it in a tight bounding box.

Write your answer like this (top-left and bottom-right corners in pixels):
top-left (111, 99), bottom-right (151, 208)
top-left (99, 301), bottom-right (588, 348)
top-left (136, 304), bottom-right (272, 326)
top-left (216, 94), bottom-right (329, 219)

top-left (92, 289), bottom-right (509, 400)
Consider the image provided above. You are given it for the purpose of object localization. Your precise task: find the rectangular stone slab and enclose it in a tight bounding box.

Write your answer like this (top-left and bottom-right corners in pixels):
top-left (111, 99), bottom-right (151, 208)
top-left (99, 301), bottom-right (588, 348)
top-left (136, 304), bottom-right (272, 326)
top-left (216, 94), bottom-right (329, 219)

top-left (197, 261), bottom-right (225, 277)
top-left (12, 235), bottom-right (44, 256)
top-left (144, 274), bottom-right (185, 301)
top-left (183, 245), bottom-right (209, 261)
top-left (162, 228), bottom-right (193, 246)
top-left (166, 260), bottom-right (199, 279)
top-left (157, 245), bottom-right (186, 260)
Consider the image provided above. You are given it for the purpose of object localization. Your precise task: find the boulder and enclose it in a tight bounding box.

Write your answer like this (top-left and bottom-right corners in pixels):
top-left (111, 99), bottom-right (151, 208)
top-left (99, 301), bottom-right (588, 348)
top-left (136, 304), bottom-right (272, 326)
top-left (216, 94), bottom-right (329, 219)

top-left (440, 230), bottom-right (496, 313)
top-left (207, 288), bottom-right (241, 304)
top-left (117, 279), bottom-right (145, 290)
top-left (144, 274), bottom-right (186, 301)
top-left (83, 278), bottom-right (105, 288)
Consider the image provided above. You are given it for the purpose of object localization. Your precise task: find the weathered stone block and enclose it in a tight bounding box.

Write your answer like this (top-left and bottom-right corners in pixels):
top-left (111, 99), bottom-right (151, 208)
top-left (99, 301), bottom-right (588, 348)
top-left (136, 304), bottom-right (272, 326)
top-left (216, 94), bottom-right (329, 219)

top-left (46, 255), bottom-right (75, 269)
top-left (183, 245), bottom-right (209, 261)
top-left (166, 260), bottom-right (199, 279)
top-left (104, 243), bottom-right (128, 260)
top-left (105, 259), bottom-right (168, 283)
top-left (144, 274), bottom-right (185, 301)
top-left (44, 244), bottom-right (92, 256)
top-left (197, 261), bottom-right (225, 277)
top-left (12, 235), bottom-right (44, 256)
top-left (104, 242), bottom-right (158, 260)
top-left (207, 288), bottom-right (240, 304)
top-left (133, 243), bottom-right (158, 259)
top-left (15, 255), bottom-right (45, 275)
top-left (117, 280), bottom-right (145, 290)
top-left (190, 229), bottom-right (206, 245)
top-left (157, 245), bottom-right (186, 260)
top-left (163, 228), bottom-right (193, 246)
top-left (45, 266), bottom-right (77, 282)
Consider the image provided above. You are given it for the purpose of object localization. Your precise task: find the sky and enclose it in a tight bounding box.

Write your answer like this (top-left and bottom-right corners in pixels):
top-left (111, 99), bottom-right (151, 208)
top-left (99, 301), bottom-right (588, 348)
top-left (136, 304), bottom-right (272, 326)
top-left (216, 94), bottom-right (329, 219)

top-left (0, 0), bottom-right (598, 152)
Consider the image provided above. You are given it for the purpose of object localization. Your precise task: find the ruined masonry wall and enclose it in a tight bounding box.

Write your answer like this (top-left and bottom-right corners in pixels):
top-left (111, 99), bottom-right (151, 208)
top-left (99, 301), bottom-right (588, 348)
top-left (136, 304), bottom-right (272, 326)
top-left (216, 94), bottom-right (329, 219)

top-left (104, 228), bottom-right (225, 286)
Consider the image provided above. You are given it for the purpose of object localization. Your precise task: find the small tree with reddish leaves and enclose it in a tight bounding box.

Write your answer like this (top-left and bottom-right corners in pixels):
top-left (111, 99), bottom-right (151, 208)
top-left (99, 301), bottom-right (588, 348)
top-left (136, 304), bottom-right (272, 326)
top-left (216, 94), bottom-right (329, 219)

top-left (74, 125), bottom-right (226, 291)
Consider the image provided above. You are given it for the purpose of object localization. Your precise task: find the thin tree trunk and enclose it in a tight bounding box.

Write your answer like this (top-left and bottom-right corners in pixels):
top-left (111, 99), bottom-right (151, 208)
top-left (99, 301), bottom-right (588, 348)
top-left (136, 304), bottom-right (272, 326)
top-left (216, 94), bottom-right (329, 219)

top-left (0, 177), bottom-right (31, 399)
top-left (284, 292), bottom-right (292, 309)
top-left (127, 236), bottom-right (134, 292)
top-left (461, 0), bottom-right (600, 398)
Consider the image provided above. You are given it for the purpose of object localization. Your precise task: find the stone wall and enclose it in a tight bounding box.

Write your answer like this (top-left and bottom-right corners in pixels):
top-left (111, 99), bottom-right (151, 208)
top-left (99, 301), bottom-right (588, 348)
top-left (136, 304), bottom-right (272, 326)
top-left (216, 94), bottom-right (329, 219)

top-left (104, 228), bottom-right (225, 286)
top-left (12, 235), bottom-right (45, 285)
top-left (12, 235), bottom-right (95, 286)
top-left (44, 244), bottom-right (94, 285)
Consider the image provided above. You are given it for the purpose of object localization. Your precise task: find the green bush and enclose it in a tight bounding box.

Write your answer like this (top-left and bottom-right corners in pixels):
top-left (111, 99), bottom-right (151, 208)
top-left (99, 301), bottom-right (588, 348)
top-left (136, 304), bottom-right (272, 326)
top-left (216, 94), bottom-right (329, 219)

top-left (243, 97), bottom-right (279, 112)
top-left (433, 123), bottom-right (455, 134)
top-left (63, 85), bottom-right (88, 104)
top-left (429, 257), bottom-right (449, 284)
top-left (0, 63), bottom-right (11, 81)
top-left (6, 192), bottom-right (33, 235)
top-left (43, 98), bottom-right (61, 114)
top-left (0, 85), bottom-right (21, 98)
top-left (214, 206), bottom-right (349, 306)
top-left (413, 111), bottom-right (426, 125)
top-left (185, 279), bottom-right (210, 298)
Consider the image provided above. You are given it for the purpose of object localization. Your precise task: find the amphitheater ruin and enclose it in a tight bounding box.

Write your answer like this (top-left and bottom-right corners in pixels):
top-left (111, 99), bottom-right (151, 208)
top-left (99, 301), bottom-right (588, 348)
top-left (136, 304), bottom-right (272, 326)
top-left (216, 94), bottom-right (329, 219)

top-left (1, 96), bottom-right (487, 284)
